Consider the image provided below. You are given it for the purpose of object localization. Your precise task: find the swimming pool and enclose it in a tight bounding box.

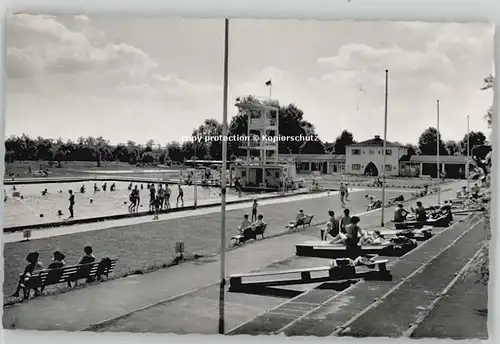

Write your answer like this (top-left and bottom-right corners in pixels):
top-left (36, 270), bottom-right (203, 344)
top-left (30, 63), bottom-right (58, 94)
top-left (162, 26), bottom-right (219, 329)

top-left (3, 180), bottom-right (249, 229)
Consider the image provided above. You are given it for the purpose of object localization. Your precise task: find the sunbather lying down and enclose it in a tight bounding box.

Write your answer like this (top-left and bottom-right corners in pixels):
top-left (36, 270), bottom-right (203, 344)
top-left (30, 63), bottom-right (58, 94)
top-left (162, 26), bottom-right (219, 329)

top-left (330, 255), bottom-right (377, 268)
top-left (359, 230), bottom-right (390, 246)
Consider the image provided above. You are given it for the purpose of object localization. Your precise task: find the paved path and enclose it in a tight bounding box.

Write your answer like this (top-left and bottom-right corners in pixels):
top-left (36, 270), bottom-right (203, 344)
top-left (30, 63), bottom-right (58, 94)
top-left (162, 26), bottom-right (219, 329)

top-left (2, 182), bottom-right (465, 332)
top-left (411, 244), bottom-right (489, 339)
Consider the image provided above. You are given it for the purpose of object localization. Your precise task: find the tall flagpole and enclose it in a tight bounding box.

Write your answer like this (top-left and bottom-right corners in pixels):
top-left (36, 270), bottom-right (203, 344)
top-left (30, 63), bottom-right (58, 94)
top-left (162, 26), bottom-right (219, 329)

top-left (380, 69), bottom-right (389, 226)
top-left (269, 80), bottom-right (272, 100)
top-left (218, 17), bottom-right (229, 335)
top-left (436, 100), bottom-right (441, 204)
top-left (466, 115), bottom-right (470, 191)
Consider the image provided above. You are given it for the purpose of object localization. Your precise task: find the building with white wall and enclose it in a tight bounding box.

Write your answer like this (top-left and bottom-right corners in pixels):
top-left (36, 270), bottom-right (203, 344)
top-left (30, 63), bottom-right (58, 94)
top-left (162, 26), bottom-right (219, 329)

top-left (345, 135), bottom-right (408, 177)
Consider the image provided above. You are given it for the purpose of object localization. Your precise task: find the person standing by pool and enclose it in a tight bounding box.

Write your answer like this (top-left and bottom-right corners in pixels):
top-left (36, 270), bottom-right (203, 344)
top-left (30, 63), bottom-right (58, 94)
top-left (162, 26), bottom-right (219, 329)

top-left (339, 183), bottom-right (347, 208)
top-left (176, 184), bottom-right (184, 207)
top-left (128, 190), bottom-right (136, 213)
top-left (149, 185), bottom-right (156, 211)
top-left (133, 185), bottom-right (140, 212)
top-left (251, 199), bottom-right (259, 222)
top-left (165, 184), bottom-right (171, 209)
top-left (345, 183), bottom-right (350, 201)
top-left (158, 184), bottom-right (166, 209)
top-left (68, 190), bottom-right (75, 219)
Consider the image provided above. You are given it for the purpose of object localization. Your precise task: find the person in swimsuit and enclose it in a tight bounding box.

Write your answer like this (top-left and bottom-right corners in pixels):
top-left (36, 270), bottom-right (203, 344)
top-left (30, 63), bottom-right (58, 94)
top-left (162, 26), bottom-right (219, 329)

top-left (339, 183), bottom-right (347, 207)
top-left (68, 190), bottom-right (75, 219)
top-left (340, 208), bottom-right (351, 234)
top-left (149, 185), bottom-right (156, 211)
top-left (413, 201), bottom-right (427, 223)
top-left (251, 199), bottom-right (258, 222)
top-left (133, 186), bottom-right (140, 212)
top-left (158, 184), bottom-right (166, 209)
top-left (238, 214), bottom-right (252, 234)
top-left (176, 184), bottom-right (184, 207)
top-left (345, 183), bottom-right (350, 201)
top-left (110, 183), bottom-right (116, 191)
top-left (393, 203), bottom-right (409, 223)
top-left (344, 216), bottom-right (364, 258)
top-left (41, 189), bottom-right (48, 196)
top-left (165, 184), bottom-right (171, 209)
top-left (128, 191), bottom-right (136, 213)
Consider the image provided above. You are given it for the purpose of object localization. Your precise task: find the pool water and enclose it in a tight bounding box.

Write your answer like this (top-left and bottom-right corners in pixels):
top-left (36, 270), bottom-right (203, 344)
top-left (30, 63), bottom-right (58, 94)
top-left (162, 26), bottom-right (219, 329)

top-left (3, 181), bottom-right (249, 228)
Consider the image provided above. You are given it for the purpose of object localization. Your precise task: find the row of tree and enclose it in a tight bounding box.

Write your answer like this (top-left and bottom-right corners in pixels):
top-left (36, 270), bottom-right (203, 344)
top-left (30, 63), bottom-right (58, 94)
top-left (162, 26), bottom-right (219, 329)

top-left (4, 85), bottom-right (491, 166)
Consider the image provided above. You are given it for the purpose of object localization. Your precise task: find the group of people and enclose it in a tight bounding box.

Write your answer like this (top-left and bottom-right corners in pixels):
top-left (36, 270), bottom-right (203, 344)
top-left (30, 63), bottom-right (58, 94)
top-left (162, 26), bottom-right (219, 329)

top-left (233, 199), bottom-right (266, 240)
top-left (127, 182), bottom-right (184, 216)
top-left (319, 208), bottom-right (378, 257)
top-left (12, 246), bottom-right (98, 299)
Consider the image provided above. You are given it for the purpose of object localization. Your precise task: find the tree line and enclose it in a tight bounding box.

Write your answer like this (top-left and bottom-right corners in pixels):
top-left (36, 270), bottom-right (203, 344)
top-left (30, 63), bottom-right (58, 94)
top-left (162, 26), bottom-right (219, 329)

top-left (4, 91), bottom-right (491, 166)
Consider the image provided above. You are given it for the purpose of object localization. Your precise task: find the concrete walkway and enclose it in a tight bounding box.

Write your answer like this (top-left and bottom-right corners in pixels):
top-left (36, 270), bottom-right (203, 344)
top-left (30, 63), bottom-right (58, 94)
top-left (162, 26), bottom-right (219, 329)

top-left (2, 182), bottom-right (465, 332)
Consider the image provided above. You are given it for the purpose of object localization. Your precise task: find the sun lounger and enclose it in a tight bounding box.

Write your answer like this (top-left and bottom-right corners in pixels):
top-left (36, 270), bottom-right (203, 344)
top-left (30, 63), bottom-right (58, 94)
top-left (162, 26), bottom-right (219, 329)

top-left (228, 257), bottom-right (390, 291)
top-left (295, 237), bottom-right (416, 258)
top-left (286, 215), bottom-right (314, 230)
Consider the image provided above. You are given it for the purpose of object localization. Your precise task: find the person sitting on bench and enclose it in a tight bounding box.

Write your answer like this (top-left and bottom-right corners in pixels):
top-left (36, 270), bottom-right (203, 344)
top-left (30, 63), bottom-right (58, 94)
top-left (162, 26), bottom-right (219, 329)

top-left (237, 214), bottom-right (252, 234)
top-left (48, 251), bottom-right (66, 269)
top-left (251, 214), bottom-right (266, 231)
top-left (11, 251), bottom-right (44, 298)
top-left (79, 246), bottom-right (96, 265)
top-left (393, 203), bottom-right (409, 223)
top-left (78, 246), bottom-right (97, 282)
top-left (286, 209), bottom-right (308, 229)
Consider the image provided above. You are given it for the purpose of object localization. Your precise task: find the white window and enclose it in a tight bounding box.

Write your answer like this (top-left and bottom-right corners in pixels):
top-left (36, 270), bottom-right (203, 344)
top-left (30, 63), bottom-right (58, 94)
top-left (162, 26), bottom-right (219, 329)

top-left (352, 149), bottom-right (361, 155)
top-left (352, 164), bottom-right (361, 170)
top-left (385, 149), bottom-right (393, 156)
top-left (385, 164), bottom-right (392, 172)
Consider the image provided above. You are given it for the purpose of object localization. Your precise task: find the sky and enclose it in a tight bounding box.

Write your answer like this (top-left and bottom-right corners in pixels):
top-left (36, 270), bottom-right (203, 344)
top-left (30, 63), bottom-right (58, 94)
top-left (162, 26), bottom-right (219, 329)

top-left (6, 15), bottom-right (494, 146)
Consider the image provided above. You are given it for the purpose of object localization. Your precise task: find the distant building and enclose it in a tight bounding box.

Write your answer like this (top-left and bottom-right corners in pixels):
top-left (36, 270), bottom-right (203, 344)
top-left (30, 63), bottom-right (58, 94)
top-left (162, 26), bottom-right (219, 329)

top-left (400, 155), bottom-right (473, 179)
top-left (345, 135), bottom-right (408, 177)
top-left (279, 154), bottom-right (345, 174)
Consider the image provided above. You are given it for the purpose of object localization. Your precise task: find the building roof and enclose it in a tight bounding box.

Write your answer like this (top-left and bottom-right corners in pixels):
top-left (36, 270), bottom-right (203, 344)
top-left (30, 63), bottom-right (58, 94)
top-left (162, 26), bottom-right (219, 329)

top-left (280, 153), bottom-right (346, 162)
top-left (408, 155), bottom-right (473, 165)
top-left (348, 135), bottom-right (402, 148)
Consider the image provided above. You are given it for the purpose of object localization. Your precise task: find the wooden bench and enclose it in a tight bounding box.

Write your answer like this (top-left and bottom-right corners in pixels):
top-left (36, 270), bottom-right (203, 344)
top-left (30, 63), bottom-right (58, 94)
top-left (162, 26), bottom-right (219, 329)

top-left (286, 215), bottom-right (314, 230)
top-left (229, 258), bottom-right (389, 291)
top-left (21, 258), bottom-right (118, 300)
top-left (230, 224), bottom-right (267, 245)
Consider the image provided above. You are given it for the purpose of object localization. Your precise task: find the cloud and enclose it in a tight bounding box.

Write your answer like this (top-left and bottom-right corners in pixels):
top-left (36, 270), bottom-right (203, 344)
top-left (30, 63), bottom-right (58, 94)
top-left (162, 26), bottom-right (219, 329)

top-left (317, 43), bottom-right (455, 77)
top-left (7, 14), bottom-right (157, 79)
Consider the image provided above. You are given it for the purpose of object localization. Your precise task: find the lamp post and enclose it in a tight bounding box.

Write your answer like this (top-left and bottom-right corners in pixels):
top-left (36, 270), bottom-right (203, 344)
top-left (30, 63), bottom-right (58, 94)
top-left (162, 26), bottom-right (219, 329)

top-left (380, 69), bottom-right (389, 227)
top-left (436, 100), bottom-right (441, 205)
top-left (194, 141), bottom-right (198, 208)
top-left (466, 115), bottom-right (470, 191)
top-left (218, 17), bottom-right (229, 335)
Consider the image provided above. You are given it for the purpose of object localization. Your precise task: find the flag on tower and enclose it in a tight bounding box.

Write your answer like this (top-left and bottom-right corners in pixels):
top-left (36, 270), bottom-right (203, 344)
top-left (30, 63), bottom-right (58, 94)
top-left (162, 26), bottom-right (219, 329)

top-left (265, 79), bottom-right (272, 86)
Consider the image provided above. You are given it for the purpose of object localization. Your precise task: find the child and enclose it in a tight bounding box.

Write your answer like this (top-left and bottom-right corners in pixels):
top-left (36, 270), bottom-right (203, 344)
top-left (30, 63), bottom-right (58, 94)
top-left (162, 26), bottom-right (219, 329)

top-left (251, 199), bottom-right (258, 222)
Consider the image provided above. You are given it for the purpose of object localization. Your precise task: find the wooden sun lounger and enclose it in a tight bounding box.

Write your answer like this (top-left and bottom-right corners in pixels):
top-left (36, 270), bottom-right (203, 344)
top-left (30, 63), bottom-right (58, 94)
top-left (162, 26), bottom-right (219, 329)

top-left (229, 258), bottom-right (390, 291)
top-left (295, 239), bottom-right (416, 258)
